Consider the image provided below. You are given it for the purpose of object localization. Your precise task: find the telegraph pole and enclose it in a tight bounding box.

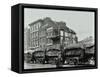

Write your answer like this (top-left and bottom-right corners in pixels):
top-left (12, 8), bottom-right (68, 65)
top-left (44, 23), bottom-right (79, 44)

top-left (56, 29), bottom-right (65, 68)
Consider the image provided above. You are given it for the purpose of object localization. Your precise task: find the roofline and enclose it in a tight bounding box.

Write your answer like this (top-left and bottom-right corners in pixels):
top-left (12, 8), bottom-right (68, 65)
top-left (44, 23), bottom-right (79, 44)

top-left (29, 19), bottom-right (43, 26)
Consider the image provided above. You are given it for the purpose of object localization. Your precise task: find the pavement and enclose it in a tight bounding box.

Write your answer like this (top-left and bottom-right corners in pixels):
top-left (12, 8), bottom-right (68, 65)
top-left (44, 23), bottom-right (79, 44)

top-left (24, 62), bottom-right (76, 69)
top-left (24, 62), bottom-right (56, 69)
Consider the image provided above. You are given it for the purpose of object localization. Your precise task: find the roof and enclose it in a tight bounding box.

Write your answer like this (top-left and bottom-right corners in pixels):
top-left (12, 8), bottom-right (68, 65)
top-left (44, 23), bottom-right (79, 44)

top-left (38, 17), bottom-right (76, 34)
top-left (39, 17), bottom-right (57, 30)
top-left (29, 19), bottom-right (43, 26)
top-left (56, 22), bottom-right (76, 34)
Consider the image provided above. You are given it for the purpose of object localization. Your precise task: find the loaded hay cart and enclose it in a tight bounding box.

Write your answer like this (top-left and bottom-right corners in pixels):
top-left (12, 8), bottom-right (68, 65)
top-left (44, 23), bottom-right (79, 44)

top-left (32, 50), bottom-right (45, 64)
top-left (64, 41), bottom-right (95, 65)
top-left (46, 49), bottom-right (61, 64)
top-left (64, 43), bottom-right (84, 65)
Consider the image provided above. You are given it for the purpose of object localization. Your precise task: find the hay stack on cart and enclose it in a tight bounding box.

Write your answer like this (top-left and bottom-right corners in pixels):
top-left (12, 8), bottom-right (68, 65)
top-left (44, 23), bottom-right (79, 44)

top-left (64, 36), bottom-right (95, 65)
top-left (46, 49), bottom-right (61, 64)
top-left (64, 43), bottom-right (84, 65)
top-left (32, 50), bottom-right (45, 64)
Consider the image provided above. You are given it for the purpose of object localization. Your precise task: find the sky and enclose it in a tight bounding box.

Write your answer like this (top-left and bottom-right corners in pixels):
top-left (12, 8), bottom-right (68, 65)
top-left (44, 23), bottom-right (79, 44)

top-left (24, 8), bottom-right (95, 41)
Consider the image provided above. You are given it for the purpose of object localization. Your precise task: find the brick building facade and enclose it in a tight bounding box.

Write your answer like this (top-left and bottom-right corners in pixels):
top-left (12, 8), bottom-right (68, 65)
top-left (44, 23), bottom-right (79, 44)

top-left (27, 17), bottom-right (78, 52)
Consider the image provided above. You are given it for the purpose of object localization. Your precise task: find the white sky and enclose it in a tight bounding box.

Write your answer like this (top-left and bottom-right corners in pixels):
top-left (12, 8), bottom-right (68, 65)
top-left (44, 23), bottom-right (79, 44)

top-left (24, 8), bottom-right (94, 41)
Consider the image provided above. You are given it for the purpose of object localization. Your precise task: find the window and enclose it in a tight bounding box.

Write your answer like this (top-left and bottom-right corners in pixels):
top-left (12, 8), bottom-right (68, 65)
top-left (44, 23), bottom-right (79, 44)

top-left (32, 39), bottom-right (35, 47)
top-left (47, 27), bottom-right (53, 37)
top-left (34, 25), bottom-right (35, 31)
top-left (32, 40), bottom-right (34, 47)
top-left (35, 40), bottom-right (38, 47)
top-left (35, 32), bottom-right (38, 37)
top-left (72, 39), bottom-right (76, 43)
top-left (32, 26), bottom-right (34, 31)
top-left (34, 32), bottom-right (36, 37)
top-left (32, 33), bottom-right (34, 38)
top-left (36, 24), bottom-right (38, 30)
top-left (41, 31), bottom-right (45, 36)
top-left (43, 38), bottom-right (45, 43)
top-left (34, 23), bottom-right (39, 31)
top-left (39, 38), bottom-right (41, 44)
top-left (65, 38), bottom-right (69, 43)
top-left (31, 26), bottom-right (34, 32)
top-left (38, 23), bottom-right (41, 28)
top-left (47, 27), bottom-right (53, 31)
top-left (65, 32), bottom-right (68, 37)
top-left (47, 39), bottom-right (52, 45)
top-left (31, 33), bottom-right (33, 38)
top-left (72, 34), bottom-right (75, 38)
top-left (30, 27), bottom-right (32, 32)
top-left (68, 33), bottom-right (71, 36)
top-left (30, 41), bottom-right (32, 47)
top-left (33, 25), bottom-right (35, 31)
top-left (39, 31), bottom-right (41, 36)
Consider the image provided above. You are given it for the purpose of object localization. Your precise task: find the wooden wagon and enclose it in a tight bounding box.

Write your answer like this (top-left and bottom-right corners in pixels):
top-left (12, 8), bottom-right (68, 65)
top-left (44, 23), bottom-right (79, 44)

top-left (64, 42), bottom-right (95, 65)
top-left (46, 49), bottom-right (61, 64)
top-left (32, 51), bottom-right (45, 64)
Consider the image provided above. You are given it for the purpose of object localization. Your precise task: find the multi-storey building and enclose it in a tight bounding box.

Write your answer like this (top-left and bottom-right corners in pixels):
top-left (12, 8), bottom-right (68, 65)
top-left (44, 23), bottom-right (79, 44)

top-left (28, 17), bottom-right (78, 52)
top-left (29, 19), bottom-right (42, 51)
top-left (24, 27), bottom-right (30, 51)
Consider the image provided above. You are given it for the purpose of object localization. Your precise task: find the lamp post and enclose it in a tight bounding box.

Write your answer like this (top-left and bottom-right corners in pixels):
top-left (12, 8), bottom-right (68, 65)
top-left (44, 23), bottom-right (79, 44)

top-left (60, 30), bottom-right (65, 64)
top-left (56, 29), bottom-right (65, 68)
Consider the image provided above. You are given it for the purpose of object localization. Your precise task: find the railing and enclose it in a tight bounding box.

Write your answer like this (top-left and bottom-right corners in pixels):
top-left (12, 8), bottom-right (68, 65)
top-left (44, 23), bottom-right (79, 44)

top-left (47, 29), bottom-right (59, 39)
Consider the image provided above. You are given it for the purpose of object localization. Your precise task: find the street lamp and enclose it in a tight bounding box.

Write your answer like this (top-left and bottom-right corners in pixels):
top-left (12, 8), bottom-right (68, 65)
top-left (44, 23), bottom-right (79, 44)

top-left (56, 29), bottom-right (65, 68)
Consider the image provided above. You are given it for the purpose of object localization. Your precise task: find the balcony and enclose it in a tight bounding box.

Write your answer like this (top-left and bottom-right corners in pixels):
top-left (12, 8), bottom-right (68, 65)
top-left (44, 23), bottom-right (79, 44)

top-left (47, 29), bottom-right (60, 40)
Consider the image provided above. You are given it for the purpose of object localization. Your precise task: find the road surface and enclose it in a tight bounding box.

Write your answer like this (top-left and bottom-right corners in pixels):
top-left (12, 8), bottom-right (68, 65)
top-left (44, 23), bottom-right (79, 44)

top-left (24, 62), bottom-right (76, 69)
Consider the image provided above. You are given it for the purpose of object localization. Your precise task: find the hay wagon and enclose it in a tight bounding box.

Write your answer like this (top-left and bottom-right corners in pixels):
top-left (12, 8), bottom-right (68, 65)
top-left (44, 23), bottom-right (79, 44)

top-left (64, 46), bottom-right (84, 65)
top-left (46, 49), bottom-right (61, 64)
top-left (31, 51), bottom-right (45, 64)
top-left (64, 43), bottom-right (95, 65)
